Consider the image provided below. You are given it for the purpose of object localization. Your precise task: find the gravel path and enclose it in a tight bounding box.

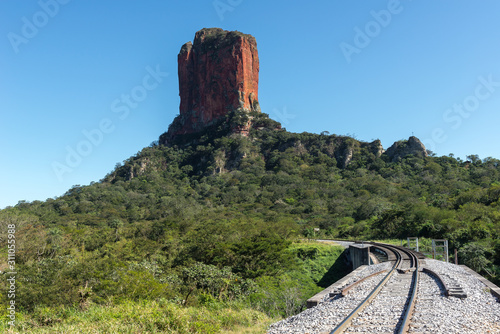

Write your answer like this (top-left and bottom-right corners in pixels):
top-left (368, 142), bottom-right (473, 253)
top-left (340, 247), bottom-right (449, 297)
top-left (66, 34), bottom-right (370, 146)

top-left (267, 259), bottom-right (500, 334)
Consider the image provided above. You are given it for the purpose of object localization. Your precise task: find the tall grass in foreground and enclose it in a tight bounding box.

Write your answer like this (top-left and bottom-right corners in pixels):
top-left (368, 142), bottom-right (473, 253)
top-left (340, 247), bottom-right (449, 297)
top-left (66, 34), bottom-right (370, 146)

top-left (1, 299), bottom-right (275, 334)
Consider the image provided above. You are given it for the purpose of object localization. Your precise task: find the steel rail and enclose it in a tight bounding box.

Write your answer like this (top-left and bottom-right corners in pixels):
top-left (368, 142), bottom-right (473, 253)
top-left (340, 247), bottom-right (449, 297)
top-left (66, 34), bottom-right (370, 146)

top-left (422, 267), bottom-right (450, 296)
top-left (341, 269), bottom-right (388, 296)
top-left (328, 242), bottom-right (421, 334)
top-left (329, 244), bottom-right (402, 334)
top-left (397, 246), bottom-right (420, 334)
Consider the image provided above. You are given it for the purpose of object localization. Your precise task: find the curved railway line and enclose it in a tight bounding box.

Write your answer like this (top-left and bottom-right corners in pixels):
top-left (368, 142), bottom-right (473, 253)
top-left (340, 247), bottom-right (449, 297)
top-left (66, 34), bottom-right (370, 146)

top-left (268, 240), bottom-right (500, 333)
top-left (327, 242), bottom-right (421, 334)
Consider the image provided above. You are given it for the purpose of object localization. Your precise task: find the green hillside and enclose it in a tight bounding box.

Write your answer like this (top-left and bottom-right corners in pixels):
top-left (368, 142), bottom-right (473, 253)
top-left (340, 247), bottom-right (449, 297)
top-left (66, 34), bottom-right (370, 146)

top-left (1, 110), bottom-right (499, 332)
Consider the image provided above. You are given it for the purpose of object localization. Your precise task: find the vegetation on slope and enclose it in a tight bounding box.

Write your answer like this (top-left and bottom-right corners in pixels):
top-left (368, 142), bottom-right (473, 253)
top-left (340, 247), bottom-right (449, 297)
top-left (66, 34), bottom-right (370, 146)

top-left (1, 299), bottom-right (273, 333)
top-left (1, 111), bottom-right (500, 331)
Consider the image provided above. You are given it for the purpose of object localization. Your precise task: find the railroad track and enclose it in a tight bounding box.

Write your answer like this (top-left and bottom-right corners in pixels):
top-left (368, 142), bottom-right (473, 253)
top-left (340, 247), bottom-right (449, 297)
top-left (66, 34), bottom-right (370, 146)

top-left (326, 242), bottom-right (420, 334)
top-left (269, 240), bottom-right (500, 334)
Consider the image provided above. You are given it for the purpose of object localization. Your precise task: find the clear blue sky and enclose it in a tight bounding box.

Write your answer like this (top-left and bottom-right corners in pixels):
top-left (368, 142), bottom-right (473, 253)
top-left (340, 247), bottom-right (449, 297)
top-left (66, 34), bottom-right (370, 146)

top-left (2, 0), bottom-right (500, 208)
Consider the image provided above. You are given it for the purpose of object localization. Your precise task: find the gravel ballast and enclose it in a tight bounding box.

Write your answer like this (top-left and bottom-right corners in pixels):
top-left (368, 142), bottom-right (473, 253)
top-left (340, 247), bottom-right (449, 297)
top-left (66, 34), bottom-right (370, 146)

top-left (267, 259), bottom-right (500, 334)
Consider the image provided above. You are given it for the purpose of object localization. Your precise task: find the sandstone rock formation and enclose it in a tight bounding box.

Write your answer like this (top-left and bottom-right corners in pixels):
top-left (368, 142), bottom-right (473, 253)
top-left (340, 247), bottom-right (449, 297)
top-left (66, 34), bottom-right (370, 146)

top-left (164, 28), bottom-right (260, 142)
top-left (159, 28), bottom-right (427, 169)
top-left (385, 136), bottom-right (428, 162)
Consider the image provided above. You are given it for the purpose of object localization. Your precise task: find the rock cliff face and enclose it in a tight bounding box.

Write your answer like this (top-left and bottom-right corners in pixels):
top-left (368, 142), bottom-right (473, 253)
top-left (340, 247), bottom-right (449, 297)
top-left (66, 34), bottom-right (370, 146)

top-left (159, 28), bottom-right (428, 168)
top-left (164, 28), bottom-right (260, 141)
top-left (385, 136), bottom-right (428, 162)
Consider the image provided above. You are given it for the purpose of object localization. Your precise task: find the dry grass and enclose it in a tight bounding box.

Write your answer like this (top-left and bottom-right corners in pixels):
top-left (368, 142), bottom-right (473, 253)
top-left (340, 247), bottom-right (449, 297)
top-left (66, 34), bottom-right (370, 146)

top-left (1, 299), bottom-right (275, 334)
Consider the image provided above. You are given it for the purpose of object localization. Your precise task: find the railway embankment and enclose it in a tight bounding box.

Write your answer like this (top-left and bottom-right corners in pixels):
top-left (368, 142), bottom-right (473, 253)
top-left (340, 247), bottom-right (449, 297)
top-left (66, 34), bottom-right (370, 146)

top-left (268, 242), bottom-right (500, 334)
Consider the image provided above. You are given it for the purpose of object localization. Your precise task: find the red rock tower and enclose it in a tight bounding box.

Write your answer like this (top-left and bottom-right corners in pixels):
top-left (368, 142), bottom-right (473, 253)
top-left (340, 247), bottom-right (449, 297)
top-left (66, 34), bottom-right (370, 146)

top-left (167, 28), bottom-right (260, 138)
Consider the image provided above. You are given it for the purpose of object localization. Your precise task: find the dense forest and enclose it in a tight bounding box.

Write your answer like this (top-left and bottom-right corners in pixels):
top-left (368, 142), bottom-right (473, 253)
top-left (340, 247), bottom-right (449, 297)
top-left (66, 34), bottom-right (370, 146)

top-left (1, 111), bottom-right (499, 332)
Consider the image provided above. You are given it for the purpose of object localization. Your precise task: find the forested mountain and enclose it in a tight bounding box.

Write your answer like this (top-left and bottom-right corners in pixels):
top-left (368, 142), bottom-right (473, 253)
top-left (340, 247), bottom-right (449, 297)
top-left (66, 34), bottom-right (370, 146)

top-left (2, 27), bottom-right (500, 332)
top-left (2, 110), bottom-right (499, 320)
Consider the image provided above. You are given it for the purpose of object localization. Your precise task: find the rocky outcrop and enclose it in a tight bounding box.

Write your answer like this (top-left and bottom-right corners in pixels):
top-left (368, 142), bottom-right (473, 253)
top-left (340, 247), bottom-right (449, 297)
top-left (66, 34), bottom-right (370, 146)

top-left (384, 136), bottom-right (428, 162)
top-left (158, 28), bottom-right (426, 168)
top-left (369, 140), bottom-right (384, 158)
top-left (164, 28), bottom-right (260, 142)
top-left (341, 146), bottom-right (354, 169)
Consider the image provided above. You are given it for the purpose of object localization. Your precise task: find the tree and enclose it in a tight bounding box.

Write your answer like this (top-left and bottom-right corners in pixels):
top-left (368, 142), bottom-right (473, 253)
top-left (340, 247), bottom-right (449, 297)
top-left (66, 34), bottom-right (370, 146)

top-left (458, 243), bottom-right (490, 272)
top-left (466, 154), bottom-right (481, 164)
